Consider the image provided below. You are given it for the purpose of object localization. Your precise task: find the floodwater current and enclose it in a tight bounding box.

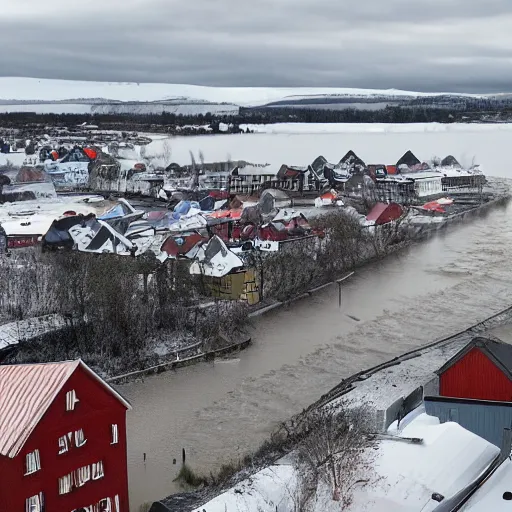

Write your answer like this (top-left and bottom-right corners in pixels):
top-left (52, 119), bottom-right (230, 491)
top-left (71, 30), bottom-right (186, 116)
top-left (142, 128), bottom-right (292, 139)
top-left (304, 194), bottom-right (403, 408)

top-left (121, 199), bottom-right (512, 511)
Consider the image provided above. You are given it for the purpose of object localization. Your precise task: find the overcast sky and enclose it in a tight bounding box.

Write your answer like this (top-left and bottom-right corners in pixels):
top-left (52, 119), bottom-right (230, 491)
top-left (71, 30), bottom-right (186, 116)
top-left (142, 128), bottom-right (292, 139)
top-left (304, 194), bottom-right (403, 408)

top-left (1, 0), bottom-right (511, 93)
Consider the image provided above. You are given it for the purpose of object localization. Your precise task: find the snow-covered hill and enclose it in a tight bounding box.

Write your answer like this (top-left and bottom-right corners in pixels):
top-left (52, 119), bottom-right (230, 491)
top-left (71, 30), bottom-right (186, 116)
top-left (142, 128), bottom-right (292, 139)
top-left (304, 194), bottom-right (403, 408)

top-left (0, 77), bottom-right (496, 116)
top-left (0, 77), bottom-right (480, 104)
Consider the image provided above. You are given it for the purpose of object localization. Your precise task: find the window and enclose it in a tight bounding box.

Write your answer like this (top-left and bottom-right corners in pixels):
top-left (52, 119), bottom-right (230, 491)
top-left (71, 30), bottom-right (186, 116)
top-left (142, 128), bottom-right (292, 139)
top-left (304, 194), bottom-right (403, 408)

top-left (25, 450), bottom-right (41, 475)
top-left (59, 429), bottom-right (86, 454)
top-left (75, 429), bottom-right (87, 448)
top-left (98, 498), bottom-right (112, 512)
top-left (66, 390), bottom-right (79, 411)
top-left (75, 465), bottom-right (91, 487)
top-left (26, 493), bottom-right (43, 512)
top-left (114, 495), bottom-right (120, 512)
top-left (58, 435), bottom-right (69, 455)
top-left (111, 424), bottom-right (118, 445)
top-left (58, 473), bottom-right (73, 495)
top-left (92, 461), bottom-right (104, 480)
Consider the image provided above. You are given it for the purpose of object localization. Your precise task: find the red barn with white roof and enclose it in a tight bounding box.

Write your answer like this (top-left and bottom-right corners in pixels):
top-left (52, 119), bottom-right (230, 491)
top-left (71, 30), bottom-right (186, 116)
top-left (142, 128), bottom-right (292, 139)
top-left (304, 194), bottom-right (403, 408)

top-left (0, 360), bottom-right (131, 512)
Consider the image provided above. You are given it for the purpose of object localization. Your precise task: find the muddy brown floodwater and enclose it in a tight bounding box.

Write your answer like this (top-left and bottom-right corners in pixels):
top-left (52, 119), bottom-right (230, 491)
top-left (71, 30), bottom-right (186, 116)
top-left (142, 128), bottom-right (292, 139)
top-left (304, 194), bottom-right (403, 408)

top-left (120, 201), bottom-right (512, 511)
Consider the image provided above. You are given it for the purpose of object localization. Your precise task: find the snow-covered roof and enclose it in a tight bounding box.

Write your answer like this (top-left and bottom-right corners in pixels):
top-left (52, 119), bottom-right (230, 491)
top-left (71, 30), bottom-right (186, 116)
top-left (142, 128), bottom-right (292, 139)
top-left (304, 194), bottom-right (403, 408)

top-left (400, 171), bottom-right (444, 181)
top-left (0, 360), bottom-right (131, 458)
top-left (368, 412), bottom-right (500, 512)
top-left (189, 235), bottom-right (244, 277)
top-left (0, 196), bottom-right (106, 236)
top-left (462, 458), bottom-right (512, 511)
top-left (189, 412), bottom-right (499, 512)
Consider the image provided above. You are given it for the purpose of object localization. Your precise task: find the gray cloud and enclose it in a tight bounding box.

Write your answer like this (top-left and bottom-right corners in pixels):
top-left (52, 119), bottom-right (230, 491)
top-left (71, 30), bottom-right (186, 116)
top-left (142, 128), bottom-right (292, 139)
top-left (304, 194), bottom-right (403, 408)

top-left (1, 0), bottom-right (512, 92)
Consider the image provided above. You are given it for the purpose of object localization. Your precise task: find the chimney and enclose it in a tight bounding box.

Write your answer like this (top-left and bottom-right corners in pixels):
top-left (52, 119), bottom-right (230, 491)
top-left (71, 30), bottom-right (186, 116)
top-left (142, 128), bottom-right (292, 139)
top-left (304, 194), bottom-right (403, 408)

top-left (499, 428), bottom-right (512, 463)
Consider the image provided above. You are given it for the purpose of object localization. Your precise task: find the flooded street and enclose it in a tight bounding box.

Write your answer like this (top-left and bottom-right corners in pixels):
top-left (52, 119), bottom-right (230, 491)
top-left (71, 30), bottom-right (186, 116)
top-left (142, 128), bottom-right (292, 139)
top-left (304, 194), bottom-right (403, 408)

top-left (122, 201), bottom-right (512, 511)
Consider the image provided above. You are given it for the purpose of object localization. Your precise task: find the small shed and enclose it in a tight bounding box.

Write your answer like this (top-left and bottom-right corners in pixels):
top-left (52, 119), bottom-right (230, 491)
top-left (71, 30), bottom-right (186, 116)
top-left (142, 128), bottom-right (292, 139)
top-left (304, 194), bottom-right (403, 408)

top-left (366, 202), bottom-right (403, 225)
top-left (437, 337), bottom-right (512, 402)
top-left (425, 395), bottom-right (512, 448)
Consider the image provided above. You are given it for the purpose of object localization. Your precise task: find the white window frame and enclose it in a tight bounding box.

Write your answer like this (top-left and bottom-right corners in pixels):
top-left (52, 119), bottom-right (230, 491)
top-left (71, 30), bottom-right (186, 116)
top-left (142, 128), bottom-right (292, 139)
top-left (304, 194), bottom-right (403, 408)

top-left (92, 461), bottom-right (105, 480)
top-left (115, 495), bottom-right (120, 512)
top-left (98, 497), bottom-right (112, 512)
top-left (58, 435), bottom-right (69, 455)
top-left (66, 390), bottom-right (79, 411)
top-left (25, 449), bottom-right (41, 475)
top-left (58, 473), bottom-right (73, 495)
top-left (75, 464), bottom-right (91, 487)
top-left (111, 424), bottom-right (119, 445)
top-left (25, 493), bottom-right (43, 512)
top-left (74, 428), bottom-right (87, 448)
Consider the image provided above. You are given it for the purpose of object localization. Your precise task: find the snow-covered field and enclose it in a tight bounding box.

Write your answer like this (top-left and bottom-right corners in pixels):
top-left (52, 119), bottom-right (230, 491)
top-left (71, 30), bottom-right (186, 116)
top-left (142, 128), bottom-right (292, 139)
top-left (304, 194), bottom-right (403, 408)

top-left (0, 103), bottom-right (240, 116)
top-left (0, 103), bottom-right (94, 114)
top-left (144, 122), bottom-right (512, 178)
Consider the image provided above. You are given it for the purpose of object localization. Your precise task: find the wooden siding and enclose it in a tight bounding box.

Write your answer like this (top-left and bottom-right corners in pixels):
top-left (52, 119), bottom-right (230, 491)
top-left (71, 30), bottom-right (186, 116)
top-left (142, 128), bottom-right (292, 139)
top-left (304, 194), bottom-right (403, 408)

top-left (0, 366), bottom-right (129, 511)
top-left (425, 397), bottom-right (512, 447)
top-left (440, 347), bottom-right (512, 401)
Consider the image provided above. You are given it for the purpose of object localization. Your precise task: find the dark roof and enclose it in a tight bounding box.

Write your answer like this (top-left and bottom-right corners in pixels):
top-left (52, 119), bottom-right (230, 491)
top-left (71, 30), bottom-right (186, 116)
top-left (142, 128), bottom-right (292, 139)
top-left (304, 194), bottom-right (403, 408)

top-left (276, 164), bottom-right (308, 180)
top-left (396, 150), bottom-right (421, 168)
top-left (437, 337), bottom-right (512, 380)
top-left (311, 155), bottom-right (328, 172)
top-left (441, 155), bottom-right (461, 168)
top-left (425, 395), bottom-right (512, 408)
top-left (366, 202), bottom-right (388, 221)
top-left (339, 150), bottom-right (366, 168)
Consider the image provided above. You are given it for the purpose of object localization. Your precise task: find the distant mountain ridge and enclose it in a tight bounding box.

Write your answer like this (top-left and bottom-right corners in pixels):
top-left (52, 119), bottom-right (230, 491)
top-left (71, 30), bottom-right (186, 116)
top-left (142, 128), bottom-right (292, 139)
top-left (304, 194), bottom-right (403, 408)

top-left (0, 77), bottom-right (509, 116)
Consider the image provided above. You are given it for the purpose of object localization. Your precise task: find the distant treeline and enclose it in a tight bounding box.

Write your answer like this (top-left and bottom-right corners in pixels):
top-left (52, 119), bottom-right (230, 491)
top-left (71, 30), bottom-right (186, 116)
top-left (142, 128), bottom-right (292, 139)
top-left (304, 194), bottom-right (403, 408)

top-left (0, 103), bottom-right (511, 133)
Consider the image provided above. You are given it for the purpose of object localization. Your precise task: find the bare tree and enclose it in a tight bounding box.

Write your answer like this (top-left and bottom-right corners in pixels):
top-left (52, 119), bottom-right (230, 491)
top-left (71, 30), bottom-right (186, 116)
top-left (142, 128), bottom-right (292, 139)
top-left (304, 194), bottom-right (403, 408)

top-left (162, 138), bottom-right (172, 166)
top-left (294, 406), bottom-right (378, 510)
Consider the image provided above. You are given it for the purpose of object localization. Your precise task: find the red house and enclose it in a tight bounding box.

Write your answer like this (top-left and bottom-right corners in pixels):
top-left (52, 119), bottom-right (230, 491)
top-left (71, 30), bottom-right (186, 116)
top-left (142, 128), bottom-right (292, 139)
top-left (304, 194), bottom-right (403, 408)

top-left (0, 360), bottom-right (131, 512)
top-left (437, 337), bottom-right (512, 402)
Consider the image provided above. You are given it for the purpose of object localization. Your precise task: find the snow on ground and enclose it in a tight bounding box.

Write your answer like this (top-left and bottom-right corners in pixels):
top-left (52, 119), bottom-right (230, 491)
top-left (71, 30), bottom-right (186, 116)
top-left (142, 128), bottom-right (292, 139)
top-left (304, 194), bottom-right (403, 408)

top-left (191, 464), bottom-right (297, 512)
top-left (145, 123), bottom-right (512, 178)
top-left (0, 315), bottom-right (66, 350)
top-left (0, 77), bottom-right (484, 106)
top-left (0, 104), bottom-right (95, 114)
top-left (330, 329), bottom-right (476, 415)
top-left (0, 152), bottom-right (28, 167)
top-left (0, 103), bottom-right (240, 116)
top-left (242, 122), bottom-right (512, 135)
top-left (192, 412), bottom-right (499, 512)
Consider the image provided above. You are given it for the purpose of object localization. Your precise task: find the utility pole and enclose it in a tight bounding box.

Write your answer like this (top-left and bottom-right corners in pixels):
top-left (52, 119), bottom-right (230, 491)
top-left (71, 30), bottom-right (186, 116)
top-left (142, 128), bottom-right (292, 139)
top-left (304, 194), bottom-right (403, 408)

top-left (337, 272), bottom-right (355, 308)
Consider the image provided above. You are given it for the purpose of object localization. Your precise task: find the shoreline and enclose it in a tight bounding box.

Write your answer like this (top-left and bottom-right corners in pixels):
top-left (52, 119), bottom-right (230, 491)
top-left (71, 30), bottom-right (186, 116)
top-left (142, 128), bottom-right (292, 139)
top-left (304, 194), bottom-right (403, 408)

top-left (150, 300), bottom-right (512, 512)
top-left (104, 187), bottom-right (509, 384)
top-left (107, 335), bottom-right (252, 385)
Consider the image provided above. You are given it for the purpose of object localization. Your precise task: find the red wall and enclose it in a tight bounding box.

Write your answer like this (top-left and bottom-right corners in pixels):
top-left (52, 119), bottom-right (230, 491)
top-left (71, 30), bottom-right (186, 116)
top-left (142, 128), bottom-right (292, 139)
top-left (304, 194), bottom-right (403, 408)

top-left (0, 366), bottom-right (129, 511)
top-left (440, 347), bottom-right (512, 401)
